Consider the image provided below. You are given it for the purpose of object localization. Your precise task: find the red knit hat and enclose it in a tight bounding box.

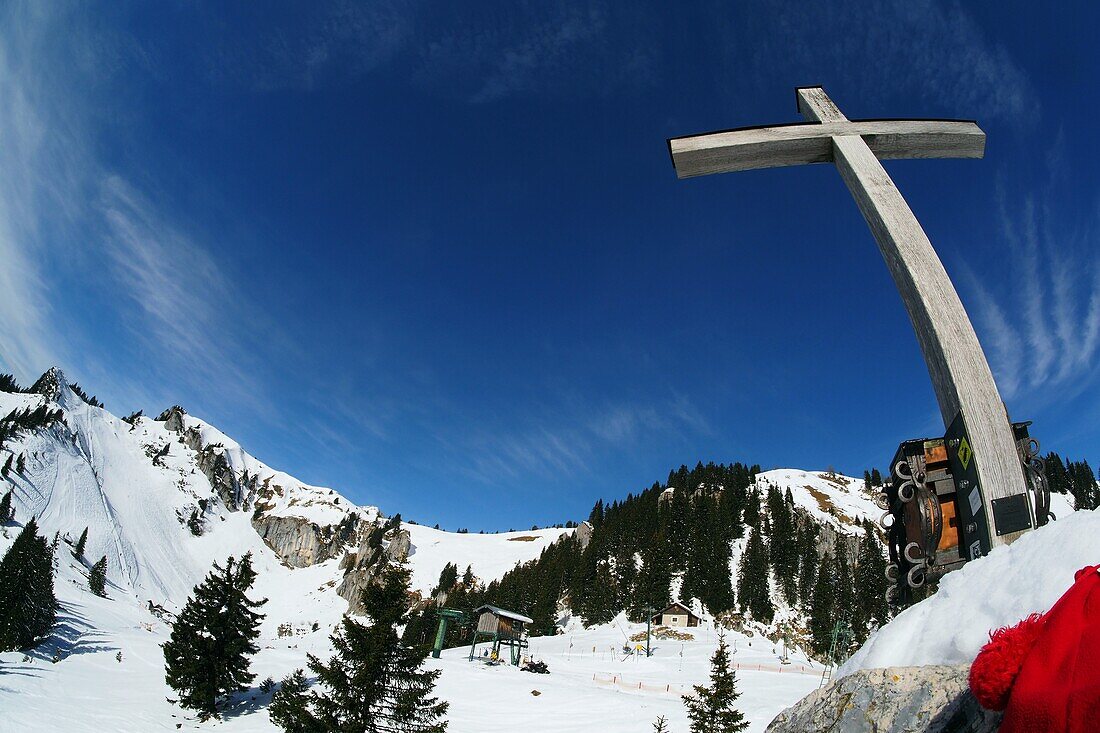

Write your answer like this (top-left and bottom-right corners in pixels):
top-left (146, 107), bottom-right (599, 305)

top-left (969, 565), bottom-right (1100, 732)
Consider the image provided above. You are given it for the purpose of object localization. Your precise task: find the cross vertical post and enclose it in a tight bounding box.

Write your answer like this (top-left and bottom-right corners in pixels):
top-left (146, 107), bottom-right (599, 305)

top-left (668, 87), bottom-right (1032, 550)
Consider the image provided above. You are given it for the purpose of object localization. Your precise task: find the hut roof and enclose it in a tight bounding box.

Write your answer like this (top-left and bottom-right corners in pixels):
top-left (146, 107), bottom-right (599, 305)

top-left (653, 602), bottom-right (700, 619)
top-left (474, 604), bottom-right (533, 624)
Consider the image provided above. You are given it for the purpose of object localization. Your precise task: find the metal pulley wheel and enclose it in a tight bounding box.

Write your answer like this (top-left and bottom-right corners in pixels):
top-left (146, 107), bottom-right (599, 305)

top-left (906, 565), bottom-right (926, 588)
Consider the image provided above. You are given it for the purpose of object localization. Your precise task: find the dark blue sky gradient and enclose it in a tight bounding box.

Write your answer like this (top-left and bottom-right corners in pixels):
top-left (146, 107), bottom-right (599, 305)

top-left (2, 2), bottom-right (1099, 529)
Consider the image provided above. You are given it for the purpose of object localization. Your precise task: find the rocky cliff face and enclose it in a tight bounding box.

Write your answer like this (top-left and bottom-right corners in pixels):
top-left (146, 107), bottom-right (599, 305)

top-left (336, 526), bottom-right (412, 614)
top-left (252, 511), bottom-right (364, 569)
top-left (766, 664), bottom-right (1001, 733)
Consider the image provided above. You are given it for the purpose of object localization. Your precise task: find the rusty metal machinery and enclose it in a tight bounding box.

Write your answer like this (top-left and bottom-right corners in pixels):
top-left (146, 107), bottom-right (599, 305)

top-left (878, 420), bottom-right (1051, 607)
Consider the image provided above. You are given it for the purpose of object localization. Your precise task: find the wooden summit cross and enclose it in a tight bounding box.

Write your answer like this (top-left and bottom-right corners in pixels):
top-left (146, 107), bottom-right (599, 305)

top-left (668, 86), bottom-right (1030, 549)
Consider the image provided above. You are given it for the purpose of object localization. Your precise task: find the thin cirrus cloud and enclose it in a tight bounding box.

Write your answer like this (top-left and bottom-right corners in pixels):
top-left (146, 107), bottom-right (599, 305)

top-left (961, 184), bottom-right (1100, 405)
top-left (0, 3), bottom-right (286, 417)
top-left (0, 3), bottom-right (80, 380)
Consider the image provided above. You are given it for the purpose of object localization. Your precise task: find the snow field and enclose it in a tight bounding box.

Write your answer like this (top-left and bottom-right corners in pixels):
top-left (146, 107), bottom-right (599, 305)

top-left (433, 616), bottom-right (820, 733)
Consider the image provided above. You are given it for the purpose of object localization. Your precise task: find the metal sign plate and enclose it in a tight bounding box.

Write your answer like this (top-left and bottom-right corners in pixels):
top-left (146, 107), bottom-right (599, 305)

top-left (945, 412), bottom-right (991, 559)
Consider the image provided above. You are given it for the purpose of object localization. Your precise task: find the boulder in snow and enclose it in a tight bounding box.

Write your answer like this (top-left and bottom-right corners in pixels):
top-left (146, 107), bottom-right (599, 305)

top-left (766, 664), bottom-right (1000, 733)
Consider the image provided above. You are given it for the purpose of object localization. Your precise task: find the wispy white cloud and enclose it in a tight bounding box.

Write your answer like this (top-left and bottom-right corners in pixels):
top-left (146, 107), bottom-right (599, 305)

top-left (963, 178), bottom-right (1100, 404)
top-left (0, 3), bottom-right (80, 381)
top-left (0, 4), bottom-right (288, 415)
top-left (450, 394), bottom-right (707, 486)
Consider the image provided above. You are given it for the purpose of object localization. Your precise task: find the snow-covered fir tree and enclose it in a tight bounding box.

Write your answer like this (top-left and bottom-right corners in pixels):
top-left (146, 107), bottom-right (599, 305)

top-left (683, 633), bottom-right (747, 733)
top-left (0, 488), bottom-right (13, 522)
top-left (73, 526), bottom-right (88, 558)
top-left (0, 518), bottom-right (57, 651)
top-left (162, 553), bottom-right (267, 717)
top-left (89, 556), bottom-right (107, 597)
top-left (271, 564), bottom-right (448, 732)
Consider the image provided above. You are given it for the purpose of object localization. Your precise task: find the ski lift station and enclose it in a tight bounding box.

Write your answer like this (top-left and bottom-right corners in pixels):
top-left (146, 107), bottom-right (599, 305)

top-left (468, 605), bottom-right (532, 666)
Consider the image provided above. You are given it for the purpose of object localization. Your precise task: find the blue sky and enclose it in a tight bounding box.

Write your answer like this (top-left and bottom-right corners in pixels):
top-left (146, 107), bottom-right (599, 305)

top-left (2, 2), bottom-right (1099, 530)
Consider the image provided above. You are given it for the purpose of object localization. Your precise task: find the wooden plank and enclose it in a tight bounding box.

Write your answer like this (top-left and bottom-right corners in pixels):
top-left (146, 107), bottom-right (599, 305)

top-left (796, 86), bottom-right (847, 123)
top-left (829, 132), bottom-right (1029, 546)
top-left (669, 119), bottom-right (984, 178)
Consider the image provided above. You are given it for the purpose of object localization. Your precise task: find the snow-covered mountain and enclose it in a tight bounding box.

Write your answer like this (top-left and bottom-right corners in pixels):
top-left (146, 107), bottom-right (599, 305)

top-left (0, 368), bottom-right (571, 612)
top-left (9, 367), bottom-right (1081, 732)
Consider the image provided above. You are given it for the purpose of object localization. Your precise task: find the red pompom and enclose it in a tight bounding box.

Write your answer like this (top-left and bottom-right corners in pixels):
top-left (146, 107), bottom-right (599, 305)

top-left (969, 613), bottom-right (1047, 711)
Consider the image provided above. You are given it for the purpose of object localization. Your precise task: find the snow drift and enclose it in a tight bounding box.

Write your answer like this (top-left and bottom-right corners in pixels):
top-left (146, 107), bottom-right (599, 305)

top-left (840, 507), bottom-right (1100, 675)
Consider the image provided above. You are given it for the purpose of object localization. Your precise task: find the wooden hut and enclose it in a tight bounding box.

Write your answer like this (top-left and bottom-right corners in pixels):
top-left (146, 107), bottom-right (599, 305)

top-left (649, 602), bottom-right (701, 628)
top-left (468, 605), bottom-right (532, 666)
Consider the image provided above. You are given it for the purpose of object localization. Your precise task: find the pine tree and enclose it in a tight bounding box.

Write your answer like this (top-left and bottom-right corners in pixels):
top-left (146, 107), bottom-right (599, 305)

top-left (797, 532), bottom-right (818, 609)
top-left (433, 563), bottom-right (458, 596)
top-left (870, 468), bottom-right (882, 487)
top-left (653, 715), bottom-right (671, 733)
top-left (273, 565), bottom-right (448, 732)
top-left (683, 495), bottom-right (733, 615)
top-left (1, 454), bottom-right (12, 478)
top-left (741, 488), bottom-right (760, 527)
top-left (579, 560), bottom-right (617, 626)
top-left (1044, 452), bottom-right (1069, 495)
top-left (269, 669), bottom-right (319, 732)
top-left (0, 518), bottom-right (57, 651)
top-left (89, 556), bottom-right (108, 597)
top-left (808, 553), bottom-right (836, 658)
top-left (1070, 460), bottom-right (1098, 511)
top-left (16, 453), bottom-right (25, 474)
top-left (637, 530), bottom-right (673, 614)
top-left (852, 523), bottom-right (889, 638)
top-left (832, 543), bottom-right (856, 631)
top-left (74, 527), bottom-right (88, 557)
top-left (163, 553), bottom-right (267, 716)
top-left (682, 633), bottom-right (747, 733)
top-left (0, 488), bottom-right (13, 522)
top-left (736, 528), bottom-right (773, 624)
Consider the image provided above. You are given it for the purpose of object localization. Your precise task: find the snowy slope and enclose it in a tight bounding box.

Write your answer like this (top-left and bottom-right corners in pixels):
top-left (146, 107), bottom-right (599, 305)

top-left (755, 468), bottom-right (880, 528)
top-left (403, 524), bottom-right (572, 596)
top-left (840, 507), bottom-right (1099, 674)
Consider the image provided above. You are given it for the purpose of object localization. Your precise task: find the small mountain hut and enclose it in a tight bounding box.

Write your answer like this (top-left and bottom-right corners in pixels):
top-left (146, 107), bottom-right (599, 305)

top-left (468, 604), bottom-right (532, 666)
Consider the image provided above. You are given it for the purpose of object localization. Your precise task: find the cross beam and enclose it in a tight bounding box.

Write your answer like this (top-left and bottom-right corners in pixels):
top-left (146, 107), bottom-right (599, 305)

top-left (668, 87), bottom-right (1030, 550)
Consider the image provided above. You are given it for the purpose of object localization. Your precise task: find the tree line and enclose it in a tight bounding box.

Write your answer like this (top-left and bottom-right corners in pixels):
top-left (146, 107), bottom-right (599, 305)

top-left (1045, 451), bottom-right (1099, 511)
top-left (403, 461), bottom-right (892, 661)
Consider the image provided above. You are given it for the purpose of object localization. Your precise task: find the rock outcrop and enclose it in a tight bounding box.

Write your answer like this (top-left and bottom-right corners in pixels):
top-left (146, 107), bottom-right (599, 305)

top-left (574, 521), bottom-right (594, 550)
top-left (252, 511), bottom-right (363, 568)
top-left (766, 664), bottom-right (1001, 733)
top-left (337, 526), bottom-right (412, 615)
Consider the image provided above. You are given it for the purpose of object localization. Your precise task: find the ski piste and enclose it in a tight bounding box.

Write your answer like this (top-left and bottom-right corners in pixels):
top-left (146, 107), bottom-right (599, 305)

top-left (877, 415), bottom-right (1052, 606)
